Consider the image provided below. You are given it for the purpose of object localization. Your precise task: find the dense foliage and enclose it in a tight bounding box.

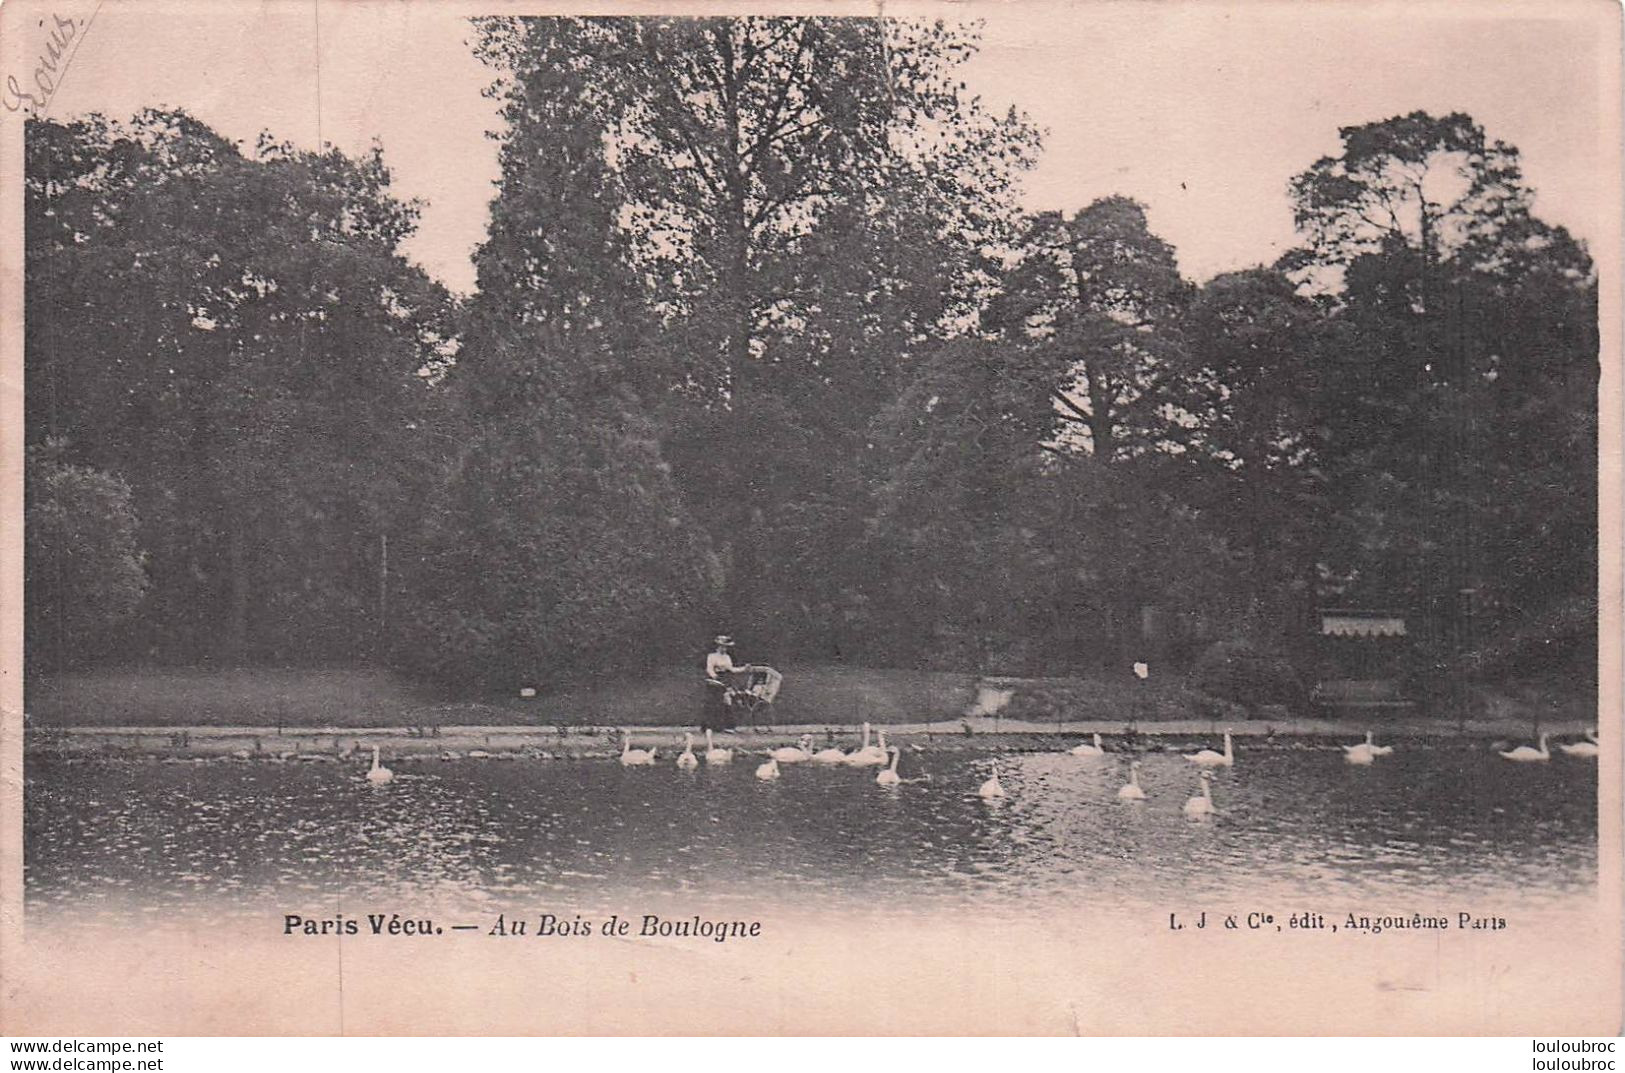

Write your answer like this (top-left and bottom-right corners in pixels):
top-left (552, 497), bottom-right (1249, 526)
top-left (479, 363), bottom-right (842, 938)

top-left (24, 441), bottom-right (148, 672)
top-left (24, 32), bottom-right (1597, 698)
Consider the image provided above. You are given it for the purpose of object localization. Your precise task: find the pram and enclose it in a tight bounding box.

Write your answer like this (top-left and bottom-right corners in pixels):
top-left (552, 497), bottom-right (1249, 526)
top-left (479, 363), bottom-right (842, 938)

top-left (725, 665), bottom-right (783, 727)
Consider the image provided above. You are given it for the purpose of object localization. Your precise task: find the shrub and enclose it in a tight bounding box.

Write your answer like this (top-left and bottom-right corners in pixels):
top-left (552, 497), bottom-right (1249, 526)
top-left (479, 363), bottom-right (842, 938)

top-left (1191, 640), bottom-right (1306, 711)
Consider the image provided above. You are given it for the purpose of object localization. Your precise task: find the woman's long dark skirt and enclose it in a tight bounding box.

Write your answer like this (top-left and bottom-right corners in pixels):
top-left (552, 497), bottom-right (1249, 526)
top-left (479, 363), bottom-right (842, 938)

top-left (700, 680), bottom-right (734, 731)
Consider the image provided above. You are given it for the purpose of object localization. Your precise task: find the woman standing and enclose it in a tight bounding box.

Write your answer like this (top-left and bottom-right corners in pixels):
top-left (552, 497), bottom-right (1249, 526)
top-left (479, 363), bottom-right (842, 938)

top-left (701, 634), bottom-right (740, 732)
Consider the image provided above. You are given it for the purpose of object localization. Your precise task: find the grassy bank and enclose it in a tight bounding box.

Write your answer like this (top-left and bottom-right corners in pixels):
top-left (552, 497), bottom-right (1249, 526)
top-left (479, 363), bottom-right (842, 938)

top-left (25, 663), bottom-right (1593, 736)
top-left (27, 664), bottom-right (989, 729)
top-left (26, 667), bottom-right (443, 728)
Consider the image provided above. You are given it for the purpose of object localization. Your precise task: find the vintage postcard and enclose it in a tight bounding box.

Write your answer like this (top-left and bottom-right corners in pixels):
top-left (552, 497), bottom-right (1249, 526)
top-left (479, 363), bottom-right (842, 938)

top-left (1, 0), bottom-right (1619, 1037)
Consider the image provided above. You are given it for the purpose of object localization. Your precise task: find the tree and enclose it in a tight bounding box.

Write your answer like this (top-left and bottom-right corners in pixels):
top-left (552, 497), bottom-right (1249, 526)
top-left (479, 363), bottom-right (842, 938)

top-left (994, 197), bottom-right (1192, 462)
top-left (400, 385), bottom-right (716, 690)
top-left (1287, 110), bottom-right (1546, 287)
top-left (412, 23), bottom-right (720, 687)
top-left (1180, 268), bottom-right (1333, 646)
top-left (859, 338), bottom-right (1056, 668)
top-left (26, 111), bottom-right (455, 663)
top-left (25, 442), bottom-right (148, 672)
top-left (471, 16), bottom-right (1040, 655)
top-left (1285, 111), bottom-right (1597, 681)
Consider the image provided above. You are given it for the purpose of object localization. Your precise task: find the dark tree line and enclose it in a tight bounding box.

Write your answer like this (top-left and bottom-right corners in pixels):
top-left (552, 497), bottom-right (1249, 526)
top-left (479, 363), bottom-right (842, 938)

top-left (24, 17), bottom-right (1597, 699)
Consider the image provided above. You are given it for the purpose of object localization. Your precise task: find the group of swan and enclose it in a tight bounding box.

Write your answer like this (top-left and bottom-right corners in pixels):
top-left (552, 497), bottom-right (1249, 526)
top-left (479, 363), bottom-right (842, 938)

top-left (1066, 728), bottom-right (1249, 820)
top-left (761, 728), bottom-right (904, 787)
top-left (1006, 751), bottom-right (1215, 818)
top-left (1114, 757), bottom-right (1217, 819)
top-left (1500, 729), bottom-right (1598, 762)
top-left (1064, 729), bottom-right (1236, 767)
top-left (613, 722), bottom-right (896, 782)
top-left (370, 723), bottom-right (1600, 794)
top-left (754, 741), bottom-right (903, 784)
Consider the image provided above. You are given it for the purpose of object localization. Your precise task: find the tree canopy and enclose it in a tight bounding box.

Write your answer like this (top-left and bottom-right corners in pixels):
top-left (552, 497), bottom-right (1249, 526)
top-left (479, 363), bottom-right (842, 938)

top-left (25, 59), bottom-right (1597, 703)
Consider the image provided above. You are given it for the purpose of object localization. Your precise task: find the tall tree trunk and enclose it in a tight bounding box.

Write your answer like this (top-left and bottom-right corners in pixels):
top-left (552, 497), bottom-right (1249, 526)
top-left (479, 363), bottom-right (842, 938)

top-left (718, 25), bottom-right (754, 403)
top-left (1087, 367), bottom-right (1115, 461)
top-left (225, 521), bottom-right (248, 665)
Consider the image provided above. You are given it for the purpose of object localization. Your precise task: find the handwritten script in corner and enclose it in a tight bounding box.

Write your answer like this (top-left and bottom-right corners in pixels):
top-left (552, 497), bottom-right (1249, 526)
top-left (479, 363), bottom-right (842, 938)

top-left (5, 7), bottom-right (97, 118)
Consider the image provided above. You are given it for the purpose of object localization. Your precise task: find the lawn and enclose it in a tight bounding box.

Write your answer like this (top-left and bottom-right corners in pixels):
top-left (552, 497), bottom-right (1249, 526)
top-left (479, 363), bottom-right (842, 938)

top-left (25, 664), bottom-right (986, 729)
top-left (25, 662), bottom-right (1590, 734)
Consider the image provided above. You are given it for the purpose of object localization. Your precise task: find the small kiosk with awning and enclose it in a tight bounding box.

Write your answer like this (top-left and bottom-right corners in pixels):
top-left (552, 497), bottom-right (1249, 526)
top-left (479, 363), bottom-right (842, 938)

top-left (1310, 608), bottom-right (1417, 716)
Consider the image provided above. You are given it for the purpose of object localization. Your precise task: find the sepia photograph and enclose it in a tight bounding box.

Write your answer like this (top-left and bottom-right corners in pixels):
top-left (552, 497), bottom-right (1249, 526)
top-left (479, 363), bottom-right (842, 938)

top-left (1, 0), bottom-right (1619, 1038)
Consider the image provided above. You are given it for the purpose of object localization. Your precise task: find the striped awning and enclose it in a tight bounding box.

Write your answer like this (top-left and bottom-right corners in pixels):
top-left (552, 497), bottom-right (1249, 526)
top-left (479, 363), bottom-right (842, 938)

top-left (1321, 612), bottom-right (1407, 638)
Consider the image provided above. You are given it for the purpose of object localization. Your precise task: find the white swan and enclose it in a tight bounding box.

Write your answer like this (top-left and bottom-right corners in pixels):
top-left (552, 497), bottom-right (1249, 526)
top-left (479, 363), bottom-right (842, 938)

top-left (770, 735), bottom-right (814, 763)
top-left (365, 745), bottom-right (394, 785)
top-left (620, 730), bottom-right (657, 767)
top-left (704, 728), bottom-right (733, 765)
top-left (1183, 770), bottom-right (1215, 819)
top-left (1187, 730), bottom-right (1234, 767)
top-left (845, 723), bottom-right (888, 767)
top-left (842, 722), bottom-right (874, 765)
top-left (1559, 729), bottom-right (1599, 758)
top-left (810, 734), bottom-right (849, 764)
top-left (876, 747), bottom-right (902, 786)
top-left (676, 733), bottom-right (699, 770)
top-left (1069, 732), bottom-right (1105, 758)
top-left (1343, 731), bottom-right (1377, 766)
top-left (755, 755), bottom-right (781, 781)
top-left (1500, 733), bottom-right (1551, 762)
top-left (978, 762), bottom-right (1006, 799)
top-left (1117, 760), bottom-right (1146, 801)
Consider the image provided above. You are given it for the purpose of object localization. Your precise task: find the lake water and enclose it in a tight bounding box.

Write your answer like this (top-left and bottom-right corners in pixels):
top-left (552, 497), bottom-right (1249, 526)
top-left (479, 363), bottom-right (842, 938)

top-left (24, 739), bottom-right (1598, 923)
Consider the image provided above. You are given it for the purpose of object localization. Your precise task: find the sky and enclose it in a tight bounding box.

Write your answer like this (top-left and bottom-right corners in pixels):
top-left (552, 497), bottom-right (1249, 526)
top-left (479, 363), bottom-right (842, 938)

top-left (24, 0), bottom-right (1615, 296)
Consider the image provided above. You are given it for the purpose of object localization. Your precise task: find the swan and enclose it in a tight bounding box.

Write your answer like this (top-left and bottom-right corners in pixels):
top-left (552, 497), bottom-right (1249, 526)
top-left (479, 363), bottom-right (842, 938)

top-left (1559, 728), bottom-right (1599, 758)
top-left (365, 745), bottom-right (394, 785)
top-left (810, 732), bottom-right (849, 764)
top-left (620, 730), bottom-right (657, 767)
top-left (755, 755), bottom-right (780, 781)
top-left (1117, 760), bottom-right (1146, 801)
top-left (704, 728), bottom-right (733, 765)
top-left (1069, 732), bottom-right (1105, 758)
top-left (978, 762), bottom-right (1006, 799)
top-left (676, 733), bottom-right (699, 770)
top-left (1343, 731), bottom-right (1377, 766)
top-left (1499, 733), bottom-right (1551, 762)
top-left (1183, 770), bottom-right (1215, 819)
top-left (876, 747), bottom-right (902, 786)
top-left (770, 735), bottom-right (814, 763)
top-left (842, 722), bottom-right (874, 765)
top-left (845, 723), bottom-right (888, 767)
top-left (1187, 730), bottom-right (1234, 767)
top-left (1370, 735), bottom-right (1395, 757)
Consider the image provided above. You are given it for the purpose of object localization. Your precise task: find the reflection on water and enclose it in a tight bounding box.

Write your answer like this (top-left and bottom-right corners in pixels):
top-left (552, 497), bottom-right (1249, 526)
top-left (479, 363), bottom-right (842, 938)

top-left (24, 741), bottom-right (1597, 921)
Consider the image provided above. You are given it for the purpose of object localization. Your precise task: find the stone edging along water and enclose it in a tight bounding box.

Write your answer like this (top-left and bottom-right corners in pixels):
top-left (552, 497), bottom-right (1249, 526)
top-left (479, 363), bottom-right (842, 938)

top-left (24, 714), bottom-right (1597, 761)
